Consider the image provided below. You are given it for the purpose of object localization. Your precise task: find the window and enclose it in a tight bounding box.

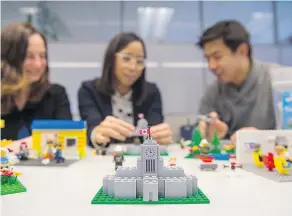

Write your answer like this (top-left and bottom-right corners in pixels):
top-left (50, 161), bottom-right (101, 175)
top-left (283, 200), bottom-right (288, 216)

top-left (39, 1), bottom-right (122, 41)
top-left (65, 138), bottom-right (77, 147)
top-left (123, 1), bottom-right (201, 43)
top-left (1, 1), bottom-right (39, 28)
top-left (202, 1), bottom-right (275, 44)
top-left (276, 1), bottom-right (292, 44)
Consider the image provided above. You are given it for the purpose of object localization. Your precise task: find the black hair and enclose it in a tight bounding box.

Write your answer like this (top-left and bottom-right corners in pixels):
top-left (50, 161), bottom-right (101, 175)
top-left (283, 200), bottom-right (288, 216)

top-left (97, 32), bottom-right (147, 105)
top-left (197, 20), bottom-right (252, 59)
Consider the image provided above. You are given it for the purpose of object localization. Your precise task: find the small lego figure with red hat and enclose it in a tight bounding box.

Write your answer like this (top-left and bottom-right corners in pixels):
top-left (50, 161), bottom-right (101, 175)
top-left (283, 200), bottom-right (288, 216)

top-left (19, 141), bottom-right (29, 160)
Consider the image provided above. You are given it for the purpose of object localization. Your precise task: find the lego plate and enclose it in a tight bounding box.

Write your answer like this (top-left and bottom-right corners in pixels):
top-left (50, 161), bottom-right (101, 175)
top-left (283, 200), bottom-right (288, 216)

top-left (243, 164), bottom-right (292, 182)
top-left (91, 187), bottom-right (210, 204)
top-left (1, 179), bottom-right (27, 195)
top-left (15, 159), bottom-right (79, 167)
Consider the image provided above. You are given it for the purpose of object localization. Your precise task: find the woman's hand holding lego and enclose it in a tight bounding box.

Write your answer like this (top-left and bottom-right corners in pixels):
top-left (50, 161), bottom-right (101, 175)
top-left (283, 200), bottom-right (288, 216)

top-left (93, 116), bottom-right (135, 145)
top-left (150, 123), bottom-right (173, 145)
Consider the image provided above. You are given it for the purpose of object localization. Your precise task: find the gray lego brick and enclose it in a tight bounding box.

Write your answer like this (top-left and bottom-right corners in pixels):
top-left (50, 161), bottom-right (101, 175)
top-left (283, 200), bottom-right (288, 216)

top-left (14, 159), bottom-right (78, 167)
top-left (200, 163), bottom-right (218, 171)
top-left (165, 177), bottom-right (187, 198)
top-left (114, 178), bottom-right (137, 199)
top-left (243, 164), bottom-right (292, 182)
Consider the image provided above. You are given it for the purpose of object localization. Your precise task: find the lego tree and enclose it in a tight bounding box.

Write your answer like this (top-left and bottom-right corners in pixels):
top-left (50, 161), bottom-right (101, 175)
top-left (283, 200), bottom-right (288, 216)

top-left (188, 127), bottom-right (202, 147)
top-left (185, 128), bottom-right (202, 158)
top-left (210, 130), bottom-right (221, 154)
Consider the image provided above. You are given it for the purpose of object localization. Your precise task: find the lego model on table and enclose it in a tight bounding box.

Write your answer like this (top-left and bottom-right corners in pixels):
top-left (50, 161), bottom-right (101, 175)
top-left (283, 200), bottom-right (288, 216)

top-left (15, 120), bottom-right (87, 167)
top-left (236, 130), bottom-right (292, 182)
top-left (91, 130), bottom-right (210, 205)
top-left (185, 127), bottom-right (235, 160)
top-left (1, 148), bottom-right (26, 196)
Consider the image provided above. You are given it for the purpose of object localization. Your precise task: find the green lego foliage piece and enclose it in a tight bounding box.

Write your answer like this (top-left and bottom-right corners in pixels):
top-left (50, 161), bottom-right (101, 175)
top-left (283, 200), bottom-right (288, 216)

top-left (1, 178), bottom-right (27, 195)
top-left (91, 187), bottom-right (210, 204)
top-left (188, 127), bottom-right (202, 147)
top-left (211, 130), bottom-right (221, 154)
top-left (123, 152), bottom-right (168, 156)
top-left (185, 154), bottom-right (197, 159)
top-left (225, 148), bottom-right (235, 154)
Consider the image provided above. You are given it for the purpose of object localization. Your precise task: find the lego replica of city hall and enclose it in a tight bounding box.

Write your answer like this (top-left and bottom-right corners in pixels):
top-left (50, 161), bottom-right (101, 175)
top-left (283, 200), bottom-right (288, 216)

top-left (102, 135), bottom-right (199, 202)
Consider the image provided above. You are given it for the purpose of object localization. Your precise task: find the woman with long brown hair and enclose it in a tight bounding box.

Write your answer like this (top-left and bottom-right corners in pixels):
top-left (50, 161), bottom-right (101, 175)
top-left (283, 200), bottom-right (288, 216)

top-left (1, 22), bottom-right (72, 142)
top-left (78, 32), bottom-right (173, 148)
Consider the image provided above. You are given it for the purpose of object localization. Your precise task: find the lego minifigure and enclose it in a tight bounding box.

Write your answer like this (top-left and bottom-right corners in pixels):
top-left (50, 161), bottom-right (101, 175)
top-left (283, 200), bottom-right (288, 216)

top-left (274, 145), bottom-right (291, 175)
top-left (113, 146), bottom-right (124, 170)
top-left (252, 143), bottom-right (264, 168)
top-left (54, 143), bottom-right (65, 163)
top-left (198, 139), bottom-right (211, 156)
top-left (168, 156), bottom-right (176, 166)
top-left (1, 148), bottom-right (10, 169)
top-left (19, 142), bottom-right (29, 160)
top-left (42, 135), bottom-right (57, 165)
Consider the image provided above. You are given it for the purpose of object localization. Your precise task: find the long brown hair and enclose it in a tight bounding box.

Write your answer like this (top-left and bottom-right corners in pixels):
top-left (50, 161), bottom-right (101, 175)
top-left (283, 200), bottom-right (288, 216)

top-left (97, 32), bottom-right (147, 105)
top-left (1, 22), bottom-right (50, 114)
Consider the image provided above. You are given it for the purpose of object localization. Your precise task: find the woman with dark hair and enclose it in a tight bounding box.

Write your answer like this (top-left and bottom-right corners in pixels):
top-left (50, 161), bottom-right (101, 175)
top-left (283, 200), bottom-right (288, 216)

top-left (1, 22), bottom-right (72, 142)
top-left (78, 32), bottom-right (172, 147)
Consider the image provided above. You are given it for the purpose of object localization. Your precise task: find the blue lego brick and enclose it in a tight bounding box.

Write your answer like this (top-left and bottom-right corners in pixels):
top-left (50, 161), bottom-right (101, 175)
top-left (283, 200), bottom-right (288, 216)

top-left (212, 154), bottom-right (230, 161)
top-left (30, 120), bottom-right (86, 130)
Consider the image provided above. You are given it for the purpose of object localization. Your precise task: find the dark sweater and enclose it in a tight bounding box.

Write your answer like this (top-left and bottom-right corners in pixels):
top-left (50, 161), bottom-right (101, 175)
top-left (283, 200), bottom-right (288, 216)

top-left (78, 78), bottom-right (164, 147)
top-left (1, 84), bottom-right (72, 140)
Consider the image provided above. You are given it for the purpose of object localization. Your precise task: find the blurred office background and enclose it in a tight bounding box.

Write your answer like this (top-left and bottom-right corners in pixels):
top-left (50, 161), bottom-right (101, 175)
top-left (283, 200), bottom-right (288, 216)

top-left (1, 1), bottom-right (292, 138)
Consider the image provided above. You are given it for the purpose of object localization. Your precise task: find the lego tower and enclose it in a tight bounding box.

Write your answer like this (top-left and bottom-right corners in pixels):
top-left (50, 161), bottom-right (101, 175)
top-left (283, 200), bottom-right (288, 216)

top-left (141, 138), bottom-right (159, 177)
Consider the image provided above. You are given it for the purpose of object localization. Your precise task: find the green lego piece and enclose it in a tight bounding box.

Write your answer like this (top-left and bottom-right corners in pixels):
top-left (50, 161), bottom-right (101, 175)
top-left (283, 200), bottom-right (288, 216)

top-left (91, 187), bottom-right (210, 204)
top-left (210, 130), bottom-right (221, 154)
top-left (123, 152), bottom-right (169, 156)
top-left (188, 127), bottom-right (202, 148)
top-left (1, 178), bottom-right (27, 196)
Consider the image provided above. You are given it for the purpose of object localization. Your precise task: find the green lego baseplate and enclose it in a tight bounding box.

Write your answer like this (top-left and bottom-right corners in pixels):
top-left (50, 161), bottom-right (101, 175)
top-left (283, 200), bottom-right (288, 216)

top-left (1, 178), bottom-right (27, 196)
top-left (123, 152), bottom-right (169, 156)
top-left (91, 187), bottom-right (210, 204)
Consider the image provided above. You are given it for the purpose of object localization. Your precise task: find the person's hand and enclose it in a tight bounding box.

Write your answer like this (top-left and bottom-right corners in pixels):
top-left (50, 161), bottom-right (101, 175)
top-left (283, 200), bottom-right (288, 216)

top-left (93, 116), bottom-right (135, 145)
top-left (230, 127), bottom-right (258, 145)
top-left (199, 112), bottom-right (228, 139)
top-left (150, 123), bottom-right (173, 145)
top-left (6, 136), bottom-right (32, 153)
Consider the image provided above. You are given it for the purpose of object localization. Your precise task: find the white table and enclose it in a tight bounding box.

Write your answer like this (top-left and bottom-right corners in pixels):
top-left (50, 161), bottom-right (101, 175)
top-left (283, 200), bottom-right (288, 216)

top-left (2, 145), bottom-right (292, 216)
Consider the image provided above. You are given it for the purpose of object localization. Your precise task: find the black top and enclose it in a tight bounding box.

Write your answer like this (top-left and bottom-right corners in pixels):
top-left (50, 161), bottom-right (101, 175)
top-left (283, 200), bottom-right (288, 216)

top-left (1, 84), bottom-right (72, 140)
top-left (78, 78), bottom-right (164, 147)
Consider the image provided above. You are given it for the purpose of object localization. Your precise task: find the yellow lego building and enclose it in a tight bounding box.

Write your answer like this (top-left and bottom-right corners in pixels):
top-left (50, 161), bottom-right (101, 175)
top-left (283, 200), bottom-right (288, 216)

top-left (0, 120), bottom-right (13, 147)
top-left (30, 120), bottom-right (87, 159)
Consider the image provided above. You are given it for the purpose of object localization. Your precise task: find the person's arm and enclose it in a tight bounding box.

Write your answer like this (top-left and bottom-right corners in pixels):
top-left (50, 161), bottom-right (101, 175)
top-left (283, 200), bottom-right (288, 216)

top-left (197, 84), bottom-right (228, 139)
top-left (53, 85), bottom-right (72, 119)
top-left (5, 136), bottom-right (32, 153)
top-left (78, 83), bottom-right (103, 147)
